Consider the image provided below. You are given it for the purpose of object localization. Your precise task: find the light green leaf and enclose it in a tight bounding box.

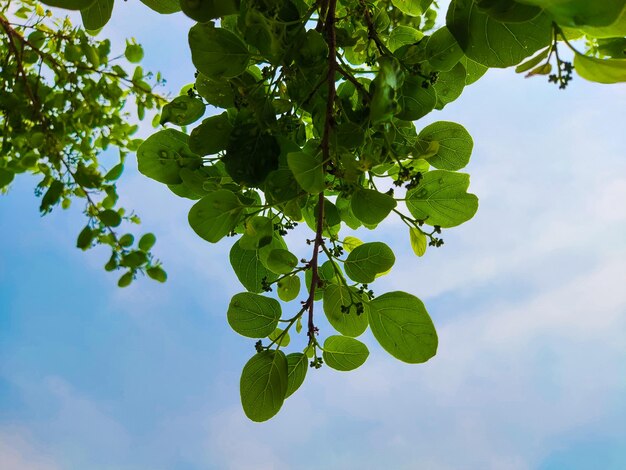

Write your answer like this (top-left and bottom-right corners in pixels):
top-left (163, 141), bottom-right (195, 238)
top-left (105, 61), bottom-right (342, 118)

top-left (406, 170), bottom-right (478, 227)
top-left (447, 0), bottom-right (553, 67)
top-left (269, 328), bottom-right (290, 347)
top-left (369, 291), bottom-right (438, 363)
top-left (344, 242), bottom-right (396, 284)
top-left (425, 26), bottom-right (464, 72)
top-left (227, 293), bottom-right (281, 338)
top-left (230, 239), bottom-right (278, 293)
top-left (388, 26), bottom-right (424, 52)
top-left (416, 121), bottom-right (474, 170)
top-left (239, 216), bottom-right (274, 250)
top-left (322, 335), bottom-right (369, 371)
top-left (137, 129), bottom-right (202, 184)
top-left (343, 236), bottom-right (363, 253)
top-left (80, 0), bottom-right (114, 30)
top-left (188, 190), bottom-right (244, 243)
top-left (287, 151), bottom-right (325, 194)
top-left (323, 284), bottom-right (369, 337)
top-left (189, 23), bottom-right (250, 80)
top-left (41, 0), bottom-right (96, 10)
top-left (574, 53), bottom-right (626, 84)
top-left (409, 228), bottom-right (427, 257)
top-left (277, 275), bottom-right (301, 302)
top-left (266, 249), bottom-right (298, 275)
top-left (240, 350), bottom-right (288, 422)
top-left (350, 189), bottom-right (397, 226)
top-left (285, 353), bottom-right (308, 398)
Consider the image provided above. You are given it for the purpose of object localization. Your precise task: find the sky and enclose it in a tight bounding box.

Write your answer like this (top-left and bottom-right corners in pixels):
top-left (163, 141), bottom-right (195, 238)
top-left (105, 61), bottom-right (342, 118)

top-left (1, 2), bottom-right (626, 470)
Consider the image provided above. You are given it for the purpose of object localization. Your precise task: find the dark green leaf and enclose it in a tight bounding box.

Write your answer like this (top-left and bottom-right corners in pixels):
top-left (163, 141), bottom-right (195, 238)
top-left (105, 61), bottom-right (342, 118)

top-left (350, 189), bottom-right (397, 225)
top-left (160, 95), bottom-right (206, 126)
top-left (80, 0), bottom-right (114, 30)
top-left (189, 113), bottom-right (232, 156)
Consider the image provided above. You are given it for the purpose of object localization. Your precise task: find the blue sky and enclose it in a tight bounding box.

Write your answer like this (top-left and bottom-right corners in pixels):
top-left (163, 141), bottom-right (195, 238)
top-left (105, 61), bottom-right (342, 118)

top-left (1, 2), bottom-right (626, 469)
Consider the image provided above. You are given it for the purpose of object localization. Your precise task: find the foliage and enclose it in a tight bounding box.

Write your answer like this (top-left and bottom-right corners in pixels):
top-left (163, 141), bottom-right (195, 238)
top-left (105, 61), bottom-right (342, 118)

top-left (4, 0), bottom-right (626, 421)
top-left (0, 0), bottom-right (168, 285)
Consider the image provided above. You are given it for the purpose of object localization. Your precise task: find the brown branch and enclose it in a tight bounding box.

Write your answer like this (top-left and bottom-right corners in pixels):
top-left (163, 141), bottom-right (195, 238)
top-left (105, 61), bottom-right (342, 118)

top-left (306, 0), bottom-right (338, 343)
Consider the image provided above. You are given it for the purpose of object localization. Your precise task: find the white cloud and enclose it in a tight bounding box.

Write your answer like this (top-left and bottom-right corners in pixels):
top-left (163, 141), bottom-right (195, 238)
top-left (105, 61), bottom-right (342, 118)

top-left (0, 426), bottom-right (60, 470)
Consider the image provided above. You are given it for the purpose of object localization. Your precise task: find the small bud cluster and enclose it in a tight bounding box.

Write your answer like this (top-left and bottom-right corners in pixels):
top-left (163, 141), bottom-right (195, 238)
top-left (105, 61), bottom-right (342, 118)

top-left (549, 60), bottom-right (573, 89)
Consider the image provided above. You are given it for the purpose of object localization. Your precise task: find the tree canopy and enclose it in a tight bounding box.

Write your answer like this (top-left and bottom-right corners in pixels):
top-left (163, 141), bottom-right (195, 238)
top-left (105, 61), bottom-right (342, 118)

top-left (2, 0), bottom-right (625, 421)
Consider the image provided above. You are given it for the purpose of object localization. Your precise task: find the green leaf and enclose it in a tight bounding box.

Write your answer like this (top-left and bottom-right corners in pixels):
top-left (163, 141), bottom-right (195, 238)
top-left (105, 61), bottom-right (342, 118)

top-left (516, 0), bottom-right (626, 28)
top-left (239, 216), bottom-right (274, 250)
top-left (416, 121), bottom-right (474, 170)
top-left (137, 129), bottom-right (202, 184)
top-left (574, 53), bottom-right (626, 84)
top-left (425, 26), bottom-right (464, 72)
top-left (41, 0), bottom-right (97, 10)
top-left (0, 168), bottom-right (15, 189)
top-left (147, 266), bottom-right (167, 282)
top-left (388, 26), bottom-right (424, 52)
top-left (447, 0), bottom-right (553, 67)
top-left (350, 189), bottom-right (397, 225)
top-left (476, 0), bottom-right (542, 22)
top-left (391, 0), bottom-right (429, 16)
top-left (189, 113), bottom-right (232, 156)
top-left (138, 233), bottom-right (157, 251)
top-left (124, 42), bottom-right (144, 63)
top-left (180, 0), bottom-right (239, 22)
top-left (268, 328), bottom-right (290, 347)
top-left (460, 56), bottom-right (489, 84)
top-left (80, 0), bottom-right (114, 30)
top-left (98, 209), bottom-right (122, 227)
top-left (343, 236), bottom-right (363, 253)
top-left (160, 95), bottom-right (206, 126)
top-left (230, 240), bottom-right (278, 293)
top-left (195, 74), bottom-right (235, 108)
top-left (277, 275), bottom-right (301, 302)
top-left (188, 190), bottom-right (244, 243)
top-left (104, 163), bottom-right (124, 181)
top-left (322, 284), bottom-right (369, 337)
top-left (285, 353), bottom-right (308, 398)
top-left (406, 170), bottom-right (479, 227)
top-left (139, 0), bottom-right (181, 14)
top-left (322, 336), bottom-right (369, 371)
top-left (409, 228), bottom-right (427, 257)
top-left (369, 291), bottom-right (438, 363)
top-left (434, 62), bottom-right (467, 108)
top-left (515, 46), bottom-right (550, 73)
top-left (266, 249), bottom-right (298, 275)
top-left (118, 271), bottom-right (133, 288)
top-left (227, 292), bottom-right (281, 338)
top-left (224, 125), bottom-right (280, 187)
top-left (396, 76), bottom-right (437, 121)
top-left (344, 242), bottom-right (396, 284)
top-left (189, 23), bottom-right (250, 80)
top-left (287, 151), bottom-right (325, 194)
top-left (240, 350), bottom-right (288, 422)
top-left (76, 226), bottom-right (95, 250)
